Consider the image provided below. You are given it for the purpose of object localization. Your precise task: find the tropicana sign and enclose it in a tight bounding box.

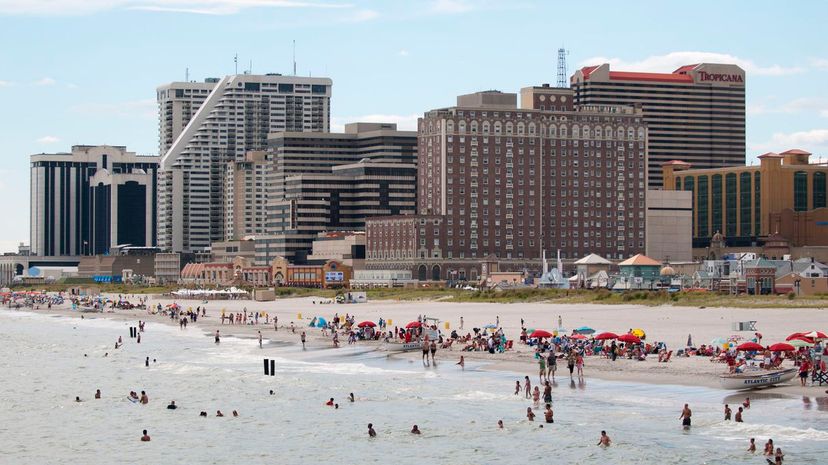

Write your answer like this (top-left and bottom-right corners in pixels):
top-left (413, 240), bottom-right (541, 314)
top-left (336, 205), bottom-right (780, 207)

top-left (697, 71), bottom-right (744, 83)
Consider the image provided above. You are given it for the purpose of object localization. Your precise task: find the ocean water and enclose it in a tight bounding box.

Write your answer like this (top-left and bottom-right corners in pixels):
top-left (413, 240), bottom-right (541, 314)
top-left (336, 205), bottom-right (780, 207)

top-left (0, 310), bottom-right (826, 465)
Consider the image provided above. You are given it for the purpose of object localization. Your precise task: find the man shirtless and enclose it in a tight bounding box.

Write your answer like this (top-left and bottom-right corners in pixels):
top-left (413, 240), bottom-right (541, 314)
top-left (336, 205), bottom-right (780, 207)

top-left (597, 430), bottom-right (611, 447)
top-left (679, 403), bottom-right (692, 428)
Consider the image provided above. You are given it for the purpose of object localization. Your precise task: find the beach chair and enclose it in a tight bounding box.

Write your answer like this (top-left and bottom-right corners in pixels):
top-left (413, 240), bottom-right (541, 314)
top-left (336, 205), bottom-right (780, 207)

top-left (661, 350), bottom-right (673, 363)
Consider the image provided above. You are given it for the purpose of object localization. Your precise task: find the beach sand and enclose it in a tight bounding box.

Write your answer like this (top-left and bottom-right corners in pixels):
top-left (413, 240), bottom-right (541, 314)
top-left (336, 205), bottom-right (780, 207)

top-left (17, 293), bottom-right (827, 396)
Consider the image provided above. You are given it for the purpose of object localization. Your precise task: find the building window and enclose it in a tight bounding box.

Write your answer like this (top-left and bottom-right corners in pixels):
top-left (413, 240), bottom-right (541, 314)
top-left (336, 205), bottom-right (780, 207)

top-left (739, 172), bottom-right (752, 237)
top-left (697, 175), bottom-right (708, 238)
top-left (794, 171), bottom-right (808, 212)
top-left (725, 173), bottom-right (737, 237)
top-left (813, 172), bottom-right (826, 209)
top-left (711, 174), bottom-right (723, 236)
top-left (684, 176), bottom-right (695, 236)
top-left (754, 172), bottom-right (761, 236)
top-left (675, 177), bottom-right (681, 190)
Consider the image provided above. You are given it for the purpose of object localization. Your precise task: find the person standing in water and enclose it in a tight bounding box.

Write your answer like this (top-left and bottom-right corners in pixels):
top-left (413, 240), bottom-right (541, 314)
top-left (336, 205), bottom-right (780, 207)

top-left (679, 403), bottom-right (692, 428)
top-left (367, 423), bottom-right (376, 438)
top-left (747, 438), bottom-right (756, 453)
top-left (724, 404), bottom-right (732, 421)
top-left (597, 431), bottom-right (611, 447)
top-left (457, 356), bottom-right (465, 369)
top-left (524, 376), bottom-right (531, 399)
top-left (514, 380), bottom-right (521, 395)
top-left (422, 338), bottom-right (430, 366)
top-left (258, 331), bottom-right (263, 349)
top-left (430, 340), bottom-right (437, 364)
top-left (140, 430), bottom-right (151, 442)
top-left (215, 330), bottom-right (220, 344)
top-left (544, 404), bottom-right (554, 424)
top-left (735, 407), bottom-right (744, 422)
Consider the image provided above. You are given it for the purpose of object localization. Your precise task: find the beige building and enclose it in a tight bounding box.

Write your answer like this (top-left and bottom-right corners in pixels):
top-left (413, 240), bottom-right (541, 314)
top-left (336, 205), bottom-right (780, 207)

top-left (154, 252), bottom-right (181, 284)
top-left (307, 232), bottom-right (366, 268)
top-left (645, 190), bottom-right (693, 262)
top-left (224, 151), bottom-right (267, 240)
top-left (211, 239), bottom-right (256, 263)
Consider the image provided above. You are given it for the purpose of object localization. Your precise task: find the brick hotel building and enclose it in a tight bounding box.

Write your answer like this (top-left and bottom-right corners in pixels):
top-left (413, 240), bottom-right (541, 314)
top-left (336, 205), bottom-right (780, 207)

top-left (366, 87), bottom-right (648, 281)
top-left (571, 63), bottom-right (745, 187)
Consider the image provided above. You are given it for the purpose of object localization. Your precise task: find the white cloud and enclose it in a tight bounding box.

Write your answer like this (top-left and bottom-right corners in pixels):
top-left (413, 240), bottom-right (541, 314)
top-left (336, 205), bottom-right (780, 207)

top-left (750, 129), bottom-right (828, 153)
top-left (398, 49), bottom-right (410, 57)
top-left (0, 0), bottom-right (351, 15)
top-left (331, 114), bottom-right (419, 133)
top-left (71, 98), bottom-right (157, 119)
top-left (810, 58), bottom-right (828, 69)
top-left (430, 0), bottom-right (474, 14)
top-left (0, 80), bottom-right (13, 87)
top-left (748, 97), bottom-right (828, 117)
top-left (578, 51), bottom-right (803, 77)
top-left (339, 8), bottom-right (378, 22)
top-left (34, 77), bottom-right (56, 86)
top-left (36, 135), bottom-right (61, 144)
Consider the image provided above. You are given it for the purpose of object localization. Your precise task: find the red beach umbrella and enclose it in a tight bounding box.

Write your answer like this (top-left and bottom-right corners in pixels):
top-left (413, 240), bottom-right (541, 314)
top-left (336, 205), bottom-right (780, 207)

top-left (595, 332), bottom-right (619, 340)
top-left (357, 321), bottom-right (376, 328)
top-left (768, 342), bottom-right (795, 352)
top-left (529, 329), bottom-right (553, 339)
top-left (803, 331), bottom-right (827, 339)
top-left (736, 342), bottom-right (764, 351)
top-left (788, 335), bottom-right (814, 344)
top-left (570, 334), bottom-right (587, 340)
top-left (617, 334), bottom-right (641, 344)
top-left (406, 321), bottom-right (422, 329)
top-left (786, 332), bottom-right (804, 341)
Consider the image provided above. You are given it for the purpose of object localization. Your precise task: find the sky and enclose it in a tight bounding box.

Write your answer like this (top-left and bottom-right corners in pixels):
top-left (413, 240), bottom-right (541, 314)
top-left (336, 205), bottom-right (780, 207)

top-left (1, 0), bottom-right (827, 253)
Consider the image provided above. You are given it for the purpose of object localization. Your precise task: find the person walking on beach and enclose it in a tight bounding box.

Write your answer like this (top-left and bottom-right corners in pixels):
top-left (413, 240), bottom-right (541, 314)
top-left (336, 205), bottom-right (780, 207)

top-left (576, 353), bottom-right (585, 379)
top-left (430, 340), bottom-right (437, 364)
top-left (459, 316), bottom-right (463, 329)
top-left (215, 330), bottom-right (220, 344)
top-left (524, 376), bottom-right (531, 399)
top-left (679, 403), bottom-right (692, 429)
top-left (300, 331), bottom-right (306, 349)
top-left (597, 431), bottom-right (611, 447)
top-left (538, 355), bottom-right (546, 385)
top-left (567, 351), bottom-right (577, 380)
top-left (546, 351), bottom-right (557, 381)
top-left (258, 331), bottom-right (263, 349)
top-left (274, 315), bottom-right (278, 331)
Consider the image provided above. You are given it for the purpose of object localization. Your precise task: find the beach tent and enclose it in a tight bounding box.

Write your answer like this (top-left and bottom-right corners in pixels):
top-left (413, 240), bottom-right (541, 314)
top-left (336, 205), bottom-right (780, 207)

top-left (316, 317), bottom-right (328, 328)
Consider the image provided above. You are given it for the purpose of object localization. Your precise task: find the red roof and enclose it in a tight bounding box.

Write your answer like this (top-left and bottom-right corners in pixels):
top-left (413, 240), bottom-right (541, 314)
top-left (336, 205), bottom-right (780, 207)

top-left (780, 149), bottom-right (811, 156)
top-left (609, 71), bottom-right (693, 83)
top-left (579, 65), bottom-right (599, 79)
top-left (662, 160), bottom-right (691, 166)
top-left (757, 152), bottom-right (781, 159)
top-left (673, 64), bottom-right (699, 73)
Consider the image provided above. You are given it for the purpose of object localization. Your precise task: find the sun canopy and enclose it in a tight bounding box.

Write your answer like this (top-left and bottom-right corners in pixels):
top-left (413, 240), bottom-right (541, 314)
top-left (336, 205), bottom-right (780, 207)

top-left (617, 334), bottom-right (641, 344)
top-left (595, 332), bottom-right (618, 340)
top-left (768, 342), bottom-right (795, 352)
top-left (736, 342), bottom-right (764, 351)
top-left (357, 321), bottom-right (376, 328)
top-left (529, 329), bottom-right (553, 339)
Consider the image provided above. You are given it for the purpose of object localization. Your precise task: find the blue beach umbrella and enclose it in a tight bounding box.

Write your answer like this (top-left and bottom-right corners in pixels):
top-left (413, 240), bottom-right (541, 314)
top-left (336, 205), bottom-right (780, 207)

top-left (574, 326), bottom-right (595, 335)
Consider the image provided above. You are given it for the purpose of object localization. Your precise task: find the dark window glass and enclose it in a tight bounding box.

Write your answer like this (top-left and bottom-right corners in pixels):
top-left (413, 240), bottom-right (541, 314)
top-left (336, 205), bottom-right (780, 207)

top-left (684, 176), bottom-right (695, 236)
top-left (814, 172), bottom-right (826, 209)
top-left (725, 173), bottom-right (737, 237)
top-left (711, 174), bottom-right (722, 235)
top-left (676, 177), bottom-right (682, 190)
top-left (278, 83), bottom-right (294, 93)
top-left (754, 172), bottom-right (761, 235)
top-left (697, 175), bottom-right (708, 238)
top-left (794, 171), bottom-right (808, 211)
top-left (311, 85), bottom-right (326, 94)
top-left (739, 172), bottom-right (752, 236)
top-left (244, 82), bottom-right (260, 91)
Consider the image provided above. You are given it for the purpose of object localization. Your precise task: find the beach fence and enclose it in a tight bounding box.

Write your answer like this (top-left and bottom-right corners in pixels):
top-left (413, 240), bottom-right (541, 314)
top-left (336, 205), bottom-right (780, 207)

top-left (263, 358), bottom-right (275, 376)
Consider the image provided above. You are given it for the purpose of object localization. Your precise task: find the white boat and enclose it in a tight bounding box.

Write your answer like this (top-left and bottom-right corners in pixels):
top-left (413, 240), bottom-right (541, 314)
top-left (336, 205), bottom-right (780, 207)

top-left (718, 368), bottom-right (798, 390)
top-left (381, 341), bottom-right (422, 352)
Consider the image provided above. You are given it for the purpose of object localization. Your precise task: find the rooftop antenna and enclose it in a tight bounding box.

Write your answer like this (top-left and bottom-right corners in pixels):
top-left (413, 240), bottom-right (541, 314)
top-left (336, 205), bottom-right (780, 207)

top-left (234, 53), bottom-right (238, 75)
top-left (249, 59), bottom-right (253, 75)
top-left (185, 67), bottom-right (189, 82)
top-left (293, 40), bottom-right (297, 76)
top-left (557, 47), bottom-right (569, 88)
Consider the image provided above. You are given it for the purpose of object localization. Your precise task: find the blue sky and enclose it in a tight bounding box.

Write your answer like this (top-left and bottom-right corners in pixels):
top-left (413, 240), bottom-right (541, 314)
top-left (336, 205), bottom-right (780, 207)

top-left (1, 0), bottom-right (827, 252)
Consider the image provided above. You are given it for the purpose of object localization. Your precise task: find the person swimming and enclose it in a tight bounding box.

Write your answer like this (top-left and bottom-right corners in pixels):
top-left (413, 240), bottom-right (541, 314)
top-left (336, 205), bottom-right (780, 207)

top-left (748, 438), bottom-right (756, 453)
top-left (140, 430), bottom-right (151, 442)
top-left (349, 393), bottom-right (355, 402)
top-left (216, 410), bottom-right (224, 417)
top-left (167, 401), bottom-right (177, 410)
top-left (75, 396), bottom-right (82, 403)
top-left (326, 398), bottom-right (334, 406)
top-left (411, 425), bottom-right (421, 435)
top-left (497, 420), bottom-right (504, 429)
top-left (232, 410), bottom-right (238, 417)
top-left (199, 411), bottom-right (208, 417)
top-left (94, 389), bottom-right (101, 399)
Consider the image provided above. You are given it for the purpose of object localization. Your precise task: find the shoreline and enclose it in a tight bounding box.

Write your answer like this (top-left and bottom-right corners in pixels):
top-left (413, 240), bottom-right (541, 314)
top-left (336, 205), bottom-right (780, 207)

top-left (5, 296), bottom-right (826, 398)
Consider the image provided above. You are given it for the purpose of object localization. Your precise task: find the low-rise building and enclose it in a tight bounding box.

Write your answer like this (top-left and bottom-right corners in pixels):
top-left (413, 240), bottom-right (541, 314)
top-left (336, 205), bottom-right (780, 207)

top-left (154, 253), bottom-right (181, 285)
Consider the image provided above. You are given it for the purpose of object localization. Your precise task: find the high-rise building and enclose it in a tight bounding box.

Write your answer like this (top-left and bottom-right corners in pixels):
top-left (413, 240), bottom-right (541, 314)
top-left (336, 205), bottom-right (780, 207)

top-left (366, 87), bottom-right (648, 280)
top-left (255, 123), bottom-right (417, 263)
top-left (157, 73), bottom-right (332, 253)
top-left (224, 151), bottom-right (267, 241)
top-left (571, 63), bottom-right (745, 187)
top-left (30, 145), bottom-right (159, 256)
top-left (157, 78), bottom-right (218, 156)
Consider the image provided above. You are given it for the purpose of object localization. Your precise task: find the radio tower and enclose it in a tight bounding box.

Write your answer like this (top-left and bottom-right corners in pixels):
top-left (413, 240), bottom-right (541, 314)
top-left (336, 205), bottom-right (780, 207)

top-left (556, 47), bottom-right (569, 88)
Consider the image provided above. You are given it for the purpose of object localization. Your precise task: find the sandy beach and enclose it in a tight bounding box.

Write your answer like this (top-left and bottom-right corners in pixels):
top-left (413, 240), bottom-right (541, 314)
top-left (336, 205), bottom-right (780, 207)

top-left (17, 293), bottom-right (828, 396)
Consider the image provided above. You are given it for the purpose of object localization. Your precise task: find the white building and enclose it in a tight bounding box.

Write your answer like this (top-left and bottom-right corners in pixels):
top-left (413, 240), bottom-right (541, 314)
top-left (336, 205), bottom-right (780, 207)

top-left (157, 73), bottom-right (332, 253)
